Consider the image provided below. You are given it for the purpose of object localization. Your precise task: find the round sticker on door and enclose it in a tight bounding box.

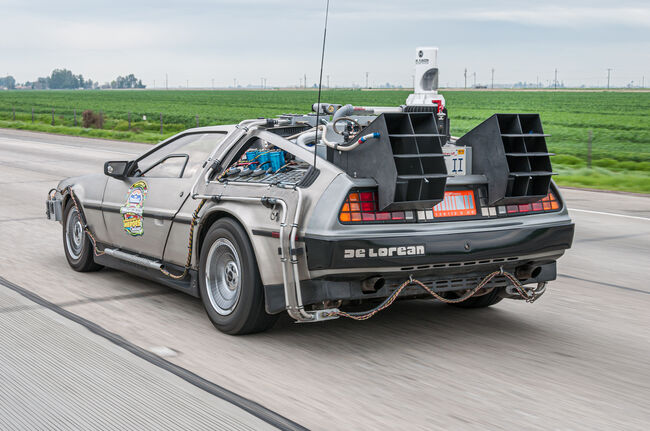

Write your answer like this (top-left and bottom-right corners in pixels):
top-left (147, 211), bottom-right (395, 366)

top-left (120, 180), bottom-right (147, 236)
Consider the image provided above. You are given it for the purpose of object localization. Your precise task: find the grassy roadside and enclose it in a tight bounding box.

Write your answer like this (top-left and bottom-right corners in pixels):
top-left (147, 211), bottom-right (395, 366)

top-left (0, 120), bottom-right (170, 144)
top-left (3, 122), bottom-right (646, 194)
top-left (1, 89), bottom-right (648, 194)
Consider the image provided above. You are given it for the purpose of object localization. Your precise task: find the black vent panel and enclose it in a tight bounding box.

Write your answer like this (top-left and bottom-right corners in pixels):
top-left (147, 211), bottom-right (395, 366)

top-left (330, 113), bottom-right (449, 211)
top-left (384, 113), bottom-right (447, 210)
top-left (457, 113), bottom-right (555, 205)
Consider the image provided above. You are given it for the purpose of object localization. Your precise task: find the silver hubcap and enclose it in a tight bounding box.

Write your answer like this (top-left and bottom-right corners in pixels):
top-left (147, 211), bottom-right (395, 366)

top-left (65, 207), bottom-right (84, 260)
top-left (205, 238), bottom-right (242, 316)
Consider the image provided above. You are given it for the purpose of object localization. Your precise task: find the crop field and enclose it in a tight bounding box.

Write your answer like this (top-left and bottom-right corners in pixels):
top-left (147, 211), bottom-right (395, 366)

top-left (0, 89), bottom-right (648, 192)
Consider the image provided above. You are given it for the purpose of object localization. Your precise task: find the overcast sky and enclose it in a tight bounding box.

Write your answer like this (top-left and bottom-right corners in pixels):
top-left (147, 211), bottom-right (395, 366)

top-left (1, 0), bottom-right (649, 88)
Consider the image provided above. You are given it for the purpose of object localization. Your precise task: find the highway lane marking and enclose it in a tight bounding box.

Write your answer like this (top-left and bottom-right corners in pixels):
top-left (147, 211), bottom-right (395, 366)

top-left (558, 274), bottom-right (649, 295)
top-left (570, 208), bottom-right (650, 221)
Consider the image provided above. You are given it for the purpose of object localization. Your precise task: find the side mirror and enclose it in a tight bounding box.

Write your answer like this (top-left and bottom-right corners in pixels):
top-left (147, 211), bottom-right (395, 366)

top-left (104, 160), bottom-right (131, 178)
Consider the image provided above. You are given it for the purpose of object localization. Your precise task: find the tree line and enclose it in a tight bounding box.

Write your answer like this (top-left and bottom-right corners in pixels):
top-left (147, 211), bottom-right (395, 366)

top-left (1, 69), bottom-right (145, 90)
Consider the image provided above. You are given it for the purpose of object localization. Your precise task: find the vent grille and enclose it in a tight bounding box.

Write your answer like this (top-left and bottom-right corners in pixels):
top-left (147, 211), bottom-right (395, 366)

top-left (497, 114), bottom-right (555, 200)
top-left (384, 113), bottom-right (447, 209)
top-left (388, 275), bottom-right (508, 294)
top-left (457, 113), bottom-right (555, 205)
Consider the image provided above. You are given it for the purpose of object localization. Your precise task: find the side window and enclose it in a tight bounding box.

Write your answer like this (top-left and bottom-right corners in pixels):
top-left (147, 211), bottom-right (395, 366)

top-left (136, 133), bottom-right (227, 178)
top-left (141, 154), bottom-right (188, 178)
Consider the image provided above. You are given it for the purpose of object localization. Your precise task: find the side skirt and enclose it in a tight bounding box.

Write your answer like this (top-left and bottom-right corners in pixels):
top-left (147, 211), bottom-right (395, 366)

top-left (94, 252), bottom-right (200, 298)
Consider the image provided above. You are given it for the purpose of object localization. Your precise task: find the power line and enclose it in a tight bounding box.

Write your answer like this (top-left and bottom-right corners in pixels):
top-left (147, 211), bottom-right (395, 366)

top-left (607, 68), bottom-right (613, 89)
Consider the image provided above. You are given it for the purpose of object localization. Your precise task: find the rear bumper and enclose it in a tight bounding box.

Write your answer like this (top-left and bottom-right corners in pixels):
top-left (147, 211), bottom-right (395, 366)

top-left (304, 221), bottom-right (575, 272)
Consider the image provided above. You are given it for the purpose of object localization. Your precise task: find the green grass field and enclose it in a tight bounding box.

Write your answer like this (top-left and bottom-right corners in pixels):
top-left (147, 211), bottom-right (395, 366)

top-left (0, 89), bottom-right (648, 193)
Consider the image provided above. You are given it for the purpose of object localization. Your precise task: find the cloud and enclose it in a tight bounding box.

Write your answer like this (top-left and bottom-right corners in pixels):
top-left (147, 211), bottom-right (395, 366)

top-left (461, 7), bottom-right (650, 27)
top-left (331, 4), bottom-right (650, 28)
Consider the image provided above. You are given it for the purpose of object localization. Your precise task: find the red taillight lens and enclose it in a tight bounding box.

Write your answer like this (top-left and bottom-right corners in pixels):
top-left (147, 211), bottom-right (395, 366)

top-left (339, 190), bottom-right (410, 224)
top-left (505, 192), bottom-right (561, 215)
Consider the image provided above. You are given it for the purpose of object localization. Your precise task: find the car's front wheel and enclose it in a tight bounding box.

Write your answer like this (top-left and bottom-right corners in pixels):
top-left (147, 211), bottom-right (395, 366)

top-left (199, 218), bottom-right (278, 335)
top-left (62, 200), bottom-right (103, 272)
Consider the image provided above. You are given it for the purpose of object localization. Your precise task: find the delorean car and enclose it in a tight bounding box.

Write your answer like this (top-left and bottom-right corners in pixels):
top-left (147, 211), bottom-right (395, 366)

top-left (46, 48), bottom-right (574, 334)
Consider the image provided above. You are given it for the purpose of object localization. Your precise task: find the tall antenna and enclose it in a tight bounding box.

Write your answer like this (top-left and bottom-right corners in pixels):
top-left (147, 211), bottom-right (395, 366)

top-left (312, 0), bottom-right (331, 168)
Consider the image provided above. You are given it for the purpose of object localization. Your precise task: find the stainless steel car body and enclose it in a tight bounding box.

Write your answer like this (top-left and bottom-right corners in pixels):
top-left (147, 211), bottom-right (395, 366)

top-left (50, 113), bottom-right (574, 323)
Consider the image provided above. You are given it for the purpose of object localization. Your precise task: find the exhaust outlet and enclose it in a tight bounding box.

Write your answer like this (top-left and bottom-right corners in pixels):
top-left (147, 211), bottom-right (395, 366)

top-left (515, 264), bottom-right (542, 280)
top-left (361, 276), bottom-right (385, 293)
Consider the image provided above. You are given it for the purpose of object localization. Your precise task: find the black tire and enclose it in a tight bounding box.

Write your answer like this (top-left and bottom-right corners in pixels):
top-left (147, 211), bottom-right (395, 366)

top-left (62, 200), bottom-right (103, 272)
top-left (198, 218), bottom-right (278, 335)
top-left (450, 288), bottom-right (503, 309)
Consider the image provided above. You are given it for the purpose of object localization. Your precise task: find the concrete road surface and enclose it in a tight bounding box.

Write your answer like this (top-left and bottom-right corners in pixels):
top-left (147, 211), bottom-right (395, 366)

top-left (0, 129), bottom-right (648, 430)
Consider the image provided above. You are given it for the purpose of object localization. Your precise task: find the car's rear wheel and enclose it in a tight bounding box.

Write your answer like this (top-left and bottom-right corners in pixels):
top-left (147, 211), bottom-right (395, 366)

top-left (199, 218), bottom-right (278, 335)
top-left (62, 200), bottom-right (102, 272)
top-left (450, 287), bottom-right (503, 308)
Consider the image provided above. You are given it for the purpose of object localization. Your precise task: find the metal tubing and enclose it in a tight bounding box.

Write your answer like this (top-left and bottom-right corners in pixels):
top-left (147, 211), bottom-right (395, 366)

top-left (104, 248), bottom-right (162, 270)
top-left (289, 187), bottom-right (313, 320)
top-left (193, 192), bottom-right (314, 321)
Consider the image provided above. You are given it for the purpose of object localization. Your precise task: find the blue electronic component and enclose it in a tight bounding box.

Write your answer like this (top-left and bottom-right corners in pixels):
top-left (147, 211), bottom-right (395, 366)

top-left (257, 151), bottom-right (271, 169)
top-left (269, 151), bottom-right (285, 172)
top-left (245, 150), bottom-right (260, 165)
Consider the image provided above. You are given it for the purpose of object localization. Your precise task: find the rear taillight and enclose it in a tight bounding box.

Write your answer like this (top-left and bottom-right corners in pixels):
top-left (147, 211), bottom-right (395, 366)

top-left (339, 189), bottom-right (561, 224)
top-left (505, 192), bottom-right (560, 215)
top-left (339, 190), bottom-right (413, 223)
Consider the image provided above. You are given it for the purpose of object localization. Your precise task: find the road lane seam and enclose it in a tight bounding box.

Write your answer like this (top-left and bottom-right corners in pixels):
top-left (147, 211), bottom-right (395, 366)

top-left (558, 273), bottom-right (649, 295)
top-left (570, 208), bottom-right (650, 221)
top-left (0, 275), bottom-right (307, 431)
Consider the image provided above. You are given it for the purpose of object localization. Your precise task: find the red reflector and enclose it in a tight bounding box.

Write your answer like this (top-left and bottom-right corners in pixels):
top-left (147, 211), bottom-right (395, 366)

top-left (362, 212), bottom-right (376, 221)
top-left (518, 204), bottom-right (532, 212)
top-left (391, 211), bottom-right (405, 220)
top-left (507, 205), bottom-right (518, 214)
top-left (271, 231), bottom-right (280, 238)
top-left (532, 202), bottom-right (543, 211)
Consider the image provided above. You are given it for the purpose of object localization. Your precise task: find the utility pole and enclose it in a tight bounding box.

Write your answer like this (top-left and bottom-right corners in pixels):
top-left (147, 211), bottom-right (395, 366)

top-left (464, 68), bottom-right (467, 89)
top-left (491, 68), bottom-right (494, 89)
top-left (473, 72), bottom-right (476, 87)
top-left (327, 75), bottom-right (330, 88)
top-left (261, 77), bottom-right (264, 89)
top-left (554, 69), bottom-right (558, 90)
top-left (607, 68), bottom-right (613, 89)
top-left (365, 71), bottom-right (369, 88)
top-left (165, 73), bottom-right (168, 90)
top-left (304, 73), bottom-right (307, 88)
top-left (642, 76), bottom-right (645, 88)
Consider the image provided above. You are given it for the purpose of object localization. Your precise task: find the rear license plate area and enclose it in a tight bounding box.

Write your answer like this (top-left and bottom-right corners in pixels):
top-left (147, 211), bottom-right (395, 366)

top-left (433, 190), bottom-right (477, 217)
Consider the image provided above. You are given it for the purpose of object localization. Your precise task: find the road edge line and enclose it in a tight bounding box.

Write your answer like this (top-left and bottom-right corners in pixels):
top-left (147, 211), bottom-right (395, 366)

top-left (570, 208), bottom-right (650, 221)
